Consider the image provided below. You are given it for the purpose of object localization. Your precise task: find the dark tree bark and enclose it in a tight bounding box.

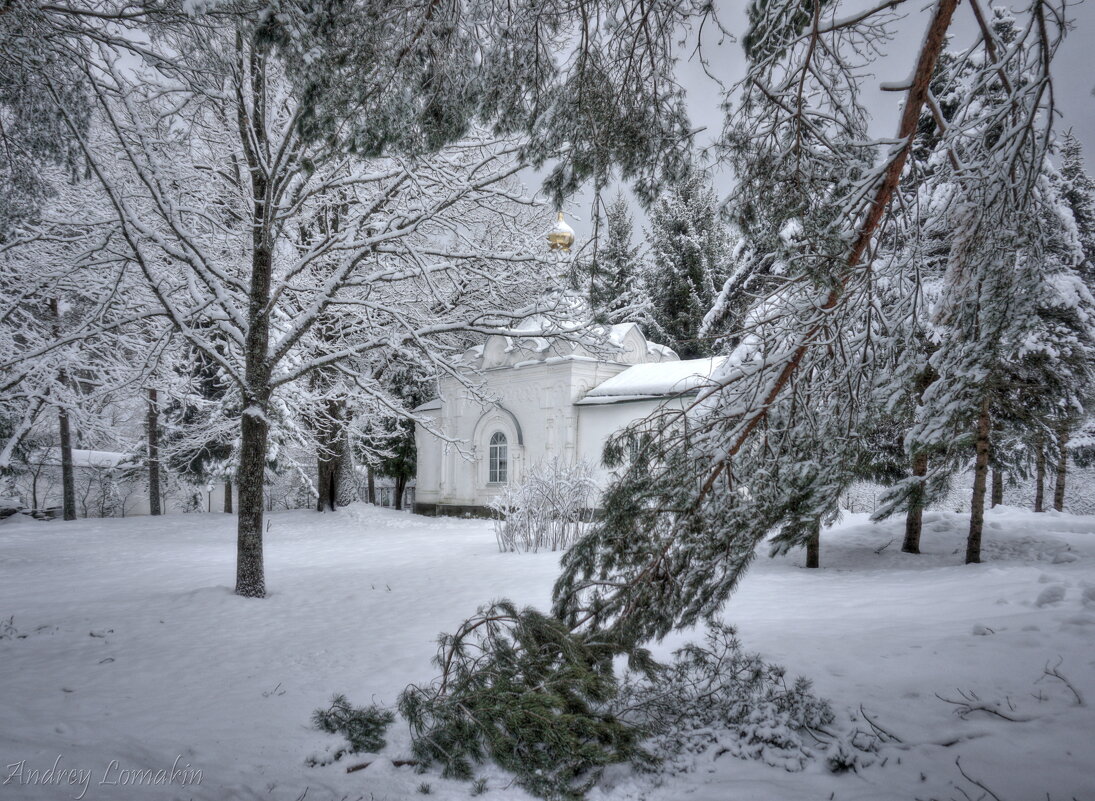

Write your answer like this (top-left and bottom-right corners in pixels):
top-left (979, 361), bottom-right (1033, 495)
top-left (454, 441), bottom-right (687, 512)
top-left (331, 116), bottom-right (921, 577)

top-left (367, 469), bottom-right (376, 505)
top-left (902, 366), bottom-right (935, 554)
top-left (224, 477), bottom-right (233, 513)
top-left (990, 466), bottom-right (1003, 508)
top-left (805, 518), bottom-right (820, 568)
top-left (235, 244), bottom-right (272, 594)
top-left (394, 474), bottom-right (407, 511)
top-left (1053, 425), bottom-right (1069, 512)
top-left (966, 396), bottom-right (991, 564)
top-left (315, 401), bottom-right (346, 513)
top-left (317, 459), bottom-right (336, 512)
top-left (236, 402), bottom-right (269, 597)
top-left (147, 387), bottom-right (162, 516)
top-left (49, 298), bottom-right (76, 521)
top-left (902, 450), bottom-right (929, 554)
top-left (234, 41), bottom-right (274, 598)
top-left (57, 400), bottom-right (76, 521)
top-left (1034, 438), bottom-right (1045, 512)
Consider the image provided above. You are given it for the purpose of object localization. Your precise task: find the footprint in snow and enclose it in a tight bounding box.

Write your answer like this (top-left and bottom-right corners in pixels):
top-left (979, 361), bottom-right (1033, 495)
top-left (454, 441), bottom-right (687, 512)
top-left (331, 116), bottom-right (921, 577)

top-left (1035, 585), bottom-right (1066, 607)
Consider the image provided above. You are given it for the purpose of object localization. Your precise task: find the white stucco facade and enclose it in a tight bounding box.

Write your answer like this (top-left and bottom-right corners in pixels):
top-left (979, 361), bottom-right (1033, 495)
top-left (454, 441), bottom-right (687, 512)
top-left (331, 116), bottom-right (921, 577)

top-left (413, 323), bottom-right (724, 514)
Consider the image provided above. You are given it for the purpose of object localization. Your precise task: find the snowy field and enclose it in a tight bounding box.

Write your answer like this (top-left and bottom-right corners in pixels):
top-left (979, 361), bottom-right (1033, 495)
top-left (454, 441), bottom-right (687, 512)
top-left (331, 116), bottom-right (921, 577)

top-left (1, 504), bottom-right (1093, 801)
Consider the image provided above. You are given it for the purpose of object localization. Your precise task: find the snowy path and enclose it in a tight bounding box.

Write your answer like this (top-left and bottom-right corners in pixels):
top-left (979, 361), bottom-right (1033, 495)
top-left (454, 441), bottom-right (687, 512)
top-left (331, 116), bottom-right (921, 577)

top-left (1, 505), bottom-right (1093, 801)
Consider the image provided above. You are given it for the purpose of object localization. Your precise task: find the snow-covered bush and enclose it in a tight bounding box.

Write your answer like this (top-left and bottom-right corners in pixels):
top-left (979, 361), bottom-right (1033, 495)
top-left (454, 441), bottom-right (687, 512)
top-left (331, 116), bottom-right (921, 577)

top-left (614, 623), bottom-right (834, 774)
top-left (490, 458), bottom-right (595, 553)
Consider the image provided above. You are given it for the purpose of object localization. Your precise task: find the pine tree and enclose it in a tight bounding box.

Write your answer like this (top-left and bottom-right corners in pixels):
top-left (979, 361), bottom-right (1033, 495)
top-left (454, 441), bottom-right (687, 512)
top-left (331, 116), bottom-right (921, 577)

top-left (551, 0), bottom-right (1068, 646)
top-left (643, 169), bottom-right (730, 358)
top-left (588, 195), bottom-right (644, 324)
top-left (369, 362), bottom-right (433, 512)
top-left (890, 8), bottom-right (1093, 563)
top-left (868, 47), bottom-right (964, 555)
top-left (1054, 132), bottom-right (1095, 499)
top-left (1059, 133), bottom-right (1095, 283)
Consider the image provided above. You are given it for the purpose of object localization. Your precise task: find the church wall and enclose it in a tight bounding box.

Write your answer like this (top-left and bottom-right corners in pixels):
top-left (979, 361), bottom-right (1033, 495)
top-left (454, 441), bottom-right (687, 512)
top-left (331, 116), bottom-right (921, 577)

top-left (575, 396), bottom-right (692, 490)
top-left (413, 405), bottom-right (443, 508)
top-left (414, 358), bottom-right (636, 513)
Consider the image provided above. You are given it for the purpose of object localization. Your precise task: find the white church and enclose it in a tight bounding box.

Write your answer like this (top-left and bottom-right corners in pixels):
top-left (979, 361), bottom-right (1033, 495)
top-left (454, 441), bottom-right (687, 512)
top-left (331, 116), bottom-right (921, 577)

top-left (412, 321), bottom-right (725, 516)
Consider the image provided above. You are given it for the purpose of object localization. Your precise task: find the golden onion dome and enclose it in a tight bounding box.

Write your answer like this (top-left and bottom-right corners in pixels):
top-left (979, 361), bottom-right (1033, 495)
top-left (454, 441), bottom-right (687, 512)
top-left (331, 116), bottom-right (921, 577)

top-left (546, 211), bottom-right (576, 252)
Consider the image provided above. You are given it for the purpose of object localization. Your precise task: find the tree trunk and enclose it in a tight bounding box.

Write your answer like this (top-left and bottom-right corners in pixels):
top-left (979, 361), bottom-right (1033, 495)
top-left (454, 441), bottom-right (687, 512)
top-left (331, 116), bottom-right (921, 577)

top-left (1053, 424), bottom-right (1069, 512)
top-left (367, 469), bottom-right (376, 505)
top-left (147, 387), bottom-right (161, 516)
top-left (805, 518), bottom-right (820, 568)
top-left (224, 477), bottom-right (233, 514)
top-left (49, 298), bottom-right (77, 521)
top-left (990, 466), bottom-right (1003, 508)
top-left (394, 474), bottom-right (406, 511)
top-left (57, 395), bottom-right (76, 521)
top-left (337, 434), bottom-right (357, 506)
top-left (315, 400), bottom-right (345, 513)
top-left (966, 396), bottom-right (991, 565)
top-left (236, 406), bottom-right (268, 597)
top-left (902, 450), bottom-right (928, 554)
top-left (234, 40), bottom-right (273, 599)
top-left (1034, 439), bottom-right (1045, 512)
top-left (317, 458), bottom-right (338, 512)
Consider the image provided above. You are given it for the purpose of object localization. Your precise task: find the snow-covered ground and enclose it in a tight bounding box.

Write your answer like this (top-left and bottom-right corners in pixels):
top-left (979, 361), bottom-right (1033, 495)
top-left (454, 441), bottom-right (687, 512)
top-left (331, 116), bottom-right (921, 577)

top-left (1, 504), bottom-right (1093, 801)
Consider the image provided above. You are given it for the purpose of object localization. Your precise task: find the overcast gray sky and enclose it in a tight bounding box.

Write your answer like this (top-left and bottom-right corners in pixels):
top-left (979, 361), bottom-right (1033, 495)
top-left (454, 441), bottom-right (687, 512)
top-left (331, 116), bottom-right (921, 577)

top-left (556, 0), bottom-right (1095, 239)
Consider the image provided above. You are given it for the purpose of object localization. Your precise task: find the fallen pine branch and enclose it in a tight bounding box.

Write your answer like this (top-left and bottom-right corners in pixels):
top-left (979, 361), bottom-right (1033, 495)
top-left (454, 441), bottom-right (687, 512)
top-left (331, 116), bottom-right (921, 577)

top-left (345, 758), bottom-right (419, 774)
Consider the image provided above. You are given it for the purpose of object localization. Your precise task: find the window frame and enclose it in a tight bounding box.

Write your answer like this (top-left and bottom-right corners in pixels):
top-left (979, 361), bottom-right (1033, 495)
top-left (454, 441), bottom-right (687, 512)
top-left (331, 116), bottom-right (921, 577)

top-left (488, 431), bottom-right (508, 484)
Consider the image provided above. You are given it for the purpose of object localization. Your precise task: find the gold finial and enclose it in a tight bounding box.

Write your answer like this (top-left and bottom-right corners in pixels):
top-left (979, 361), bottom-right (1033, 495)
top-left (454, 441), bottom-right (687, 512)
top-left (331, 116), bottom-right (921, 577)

top-left (547, 211), bottom-right (575, 252)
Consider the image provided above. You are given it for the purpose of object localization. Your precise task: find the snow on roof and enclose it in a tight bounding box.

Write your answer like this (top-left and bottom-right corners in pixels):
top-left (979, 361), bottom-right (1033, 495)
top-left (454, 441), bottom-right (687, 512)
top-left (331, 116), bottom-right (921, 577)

top-left (30, 448), bottom-right (135, 468)
top-left (577, 357), bottom-right (728, 404)
top-left (606, 322), bottom-right (638, 345)
top-left (414, 399), bottom-right (443, 413)
top-left (646, 341), bottom-right (677, 359)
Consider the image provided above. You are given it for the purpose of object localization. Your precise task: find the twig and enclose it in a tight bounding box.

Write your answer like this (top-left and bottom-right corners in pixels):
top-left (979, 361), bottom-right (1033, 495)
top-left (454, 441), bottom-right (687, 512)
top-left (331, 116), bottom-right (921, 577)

top-left (935, 689), bottom-right (1033, 722)
top-left (955, 756), bottom-right (1005, 801)
top-left (874, 538), bottom-right (894, 555)
top-left (1037, 657), bottom-right (1084, 707)
top-left (859, 704), bottom-right (902, 743)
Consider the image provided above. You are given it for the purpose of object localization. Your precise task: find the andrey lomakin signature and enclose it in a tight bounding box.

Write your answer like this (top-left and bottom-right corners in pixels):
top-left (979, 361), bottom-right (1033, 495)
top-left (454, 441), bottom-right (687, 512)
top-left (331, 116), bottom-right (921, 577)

top-left (4, 755), bottom-right (203, 799)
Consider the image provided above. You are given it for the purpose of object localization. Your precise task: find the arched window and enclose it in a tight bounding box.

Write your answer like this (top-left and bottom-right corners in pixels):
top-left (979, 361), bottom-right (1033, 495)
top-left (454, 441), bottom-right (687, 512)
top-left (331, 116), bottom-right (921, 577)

top-left (488, 432), bottom-right (508, 484)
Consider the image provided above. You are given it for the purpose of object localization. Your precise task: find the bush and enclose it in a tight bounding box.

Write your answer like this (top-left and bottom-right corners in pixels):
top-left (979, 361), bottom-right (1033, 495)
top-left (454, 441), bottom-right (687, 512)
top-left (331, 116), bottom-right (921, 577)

top-left (311, 694), bottom-right (394, 760)
top-left (490, 459), bottom-right (595, 553)
top-left (398, 601), bottom-right (646, 800)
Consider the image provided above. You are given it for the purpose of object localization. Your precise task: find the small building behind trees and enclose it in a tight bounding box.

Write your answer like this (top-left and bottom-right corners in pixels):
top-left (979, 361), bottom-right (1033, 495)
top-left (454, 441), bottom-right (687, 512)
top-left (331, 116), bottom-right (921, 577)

top-left (413, 322), bottom-right (724, 516)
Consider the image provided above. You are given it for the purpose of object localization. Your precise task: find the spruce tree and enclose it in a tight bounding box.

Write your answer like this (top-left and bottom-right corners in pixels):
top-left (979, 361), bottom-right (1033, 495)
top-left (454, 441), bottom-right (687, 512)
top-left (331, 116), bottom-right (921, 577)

top-left (1053, 132), bottom-right (1095, 499)
top-left (643, 169), bottom-right (730, 358)
top-left (588, 195), bottom-right (644, 325)
top-left (1059, 133), bottom-right (1095, 283)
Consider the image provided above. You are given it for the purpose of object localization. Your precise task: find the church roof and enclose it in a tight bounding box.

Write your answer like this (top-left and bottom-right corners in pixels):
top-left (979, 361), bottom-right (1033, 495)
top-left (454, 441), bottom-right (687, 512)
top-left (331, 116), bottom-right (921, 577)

top-left (576, 356), bottom-right (728, 405)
